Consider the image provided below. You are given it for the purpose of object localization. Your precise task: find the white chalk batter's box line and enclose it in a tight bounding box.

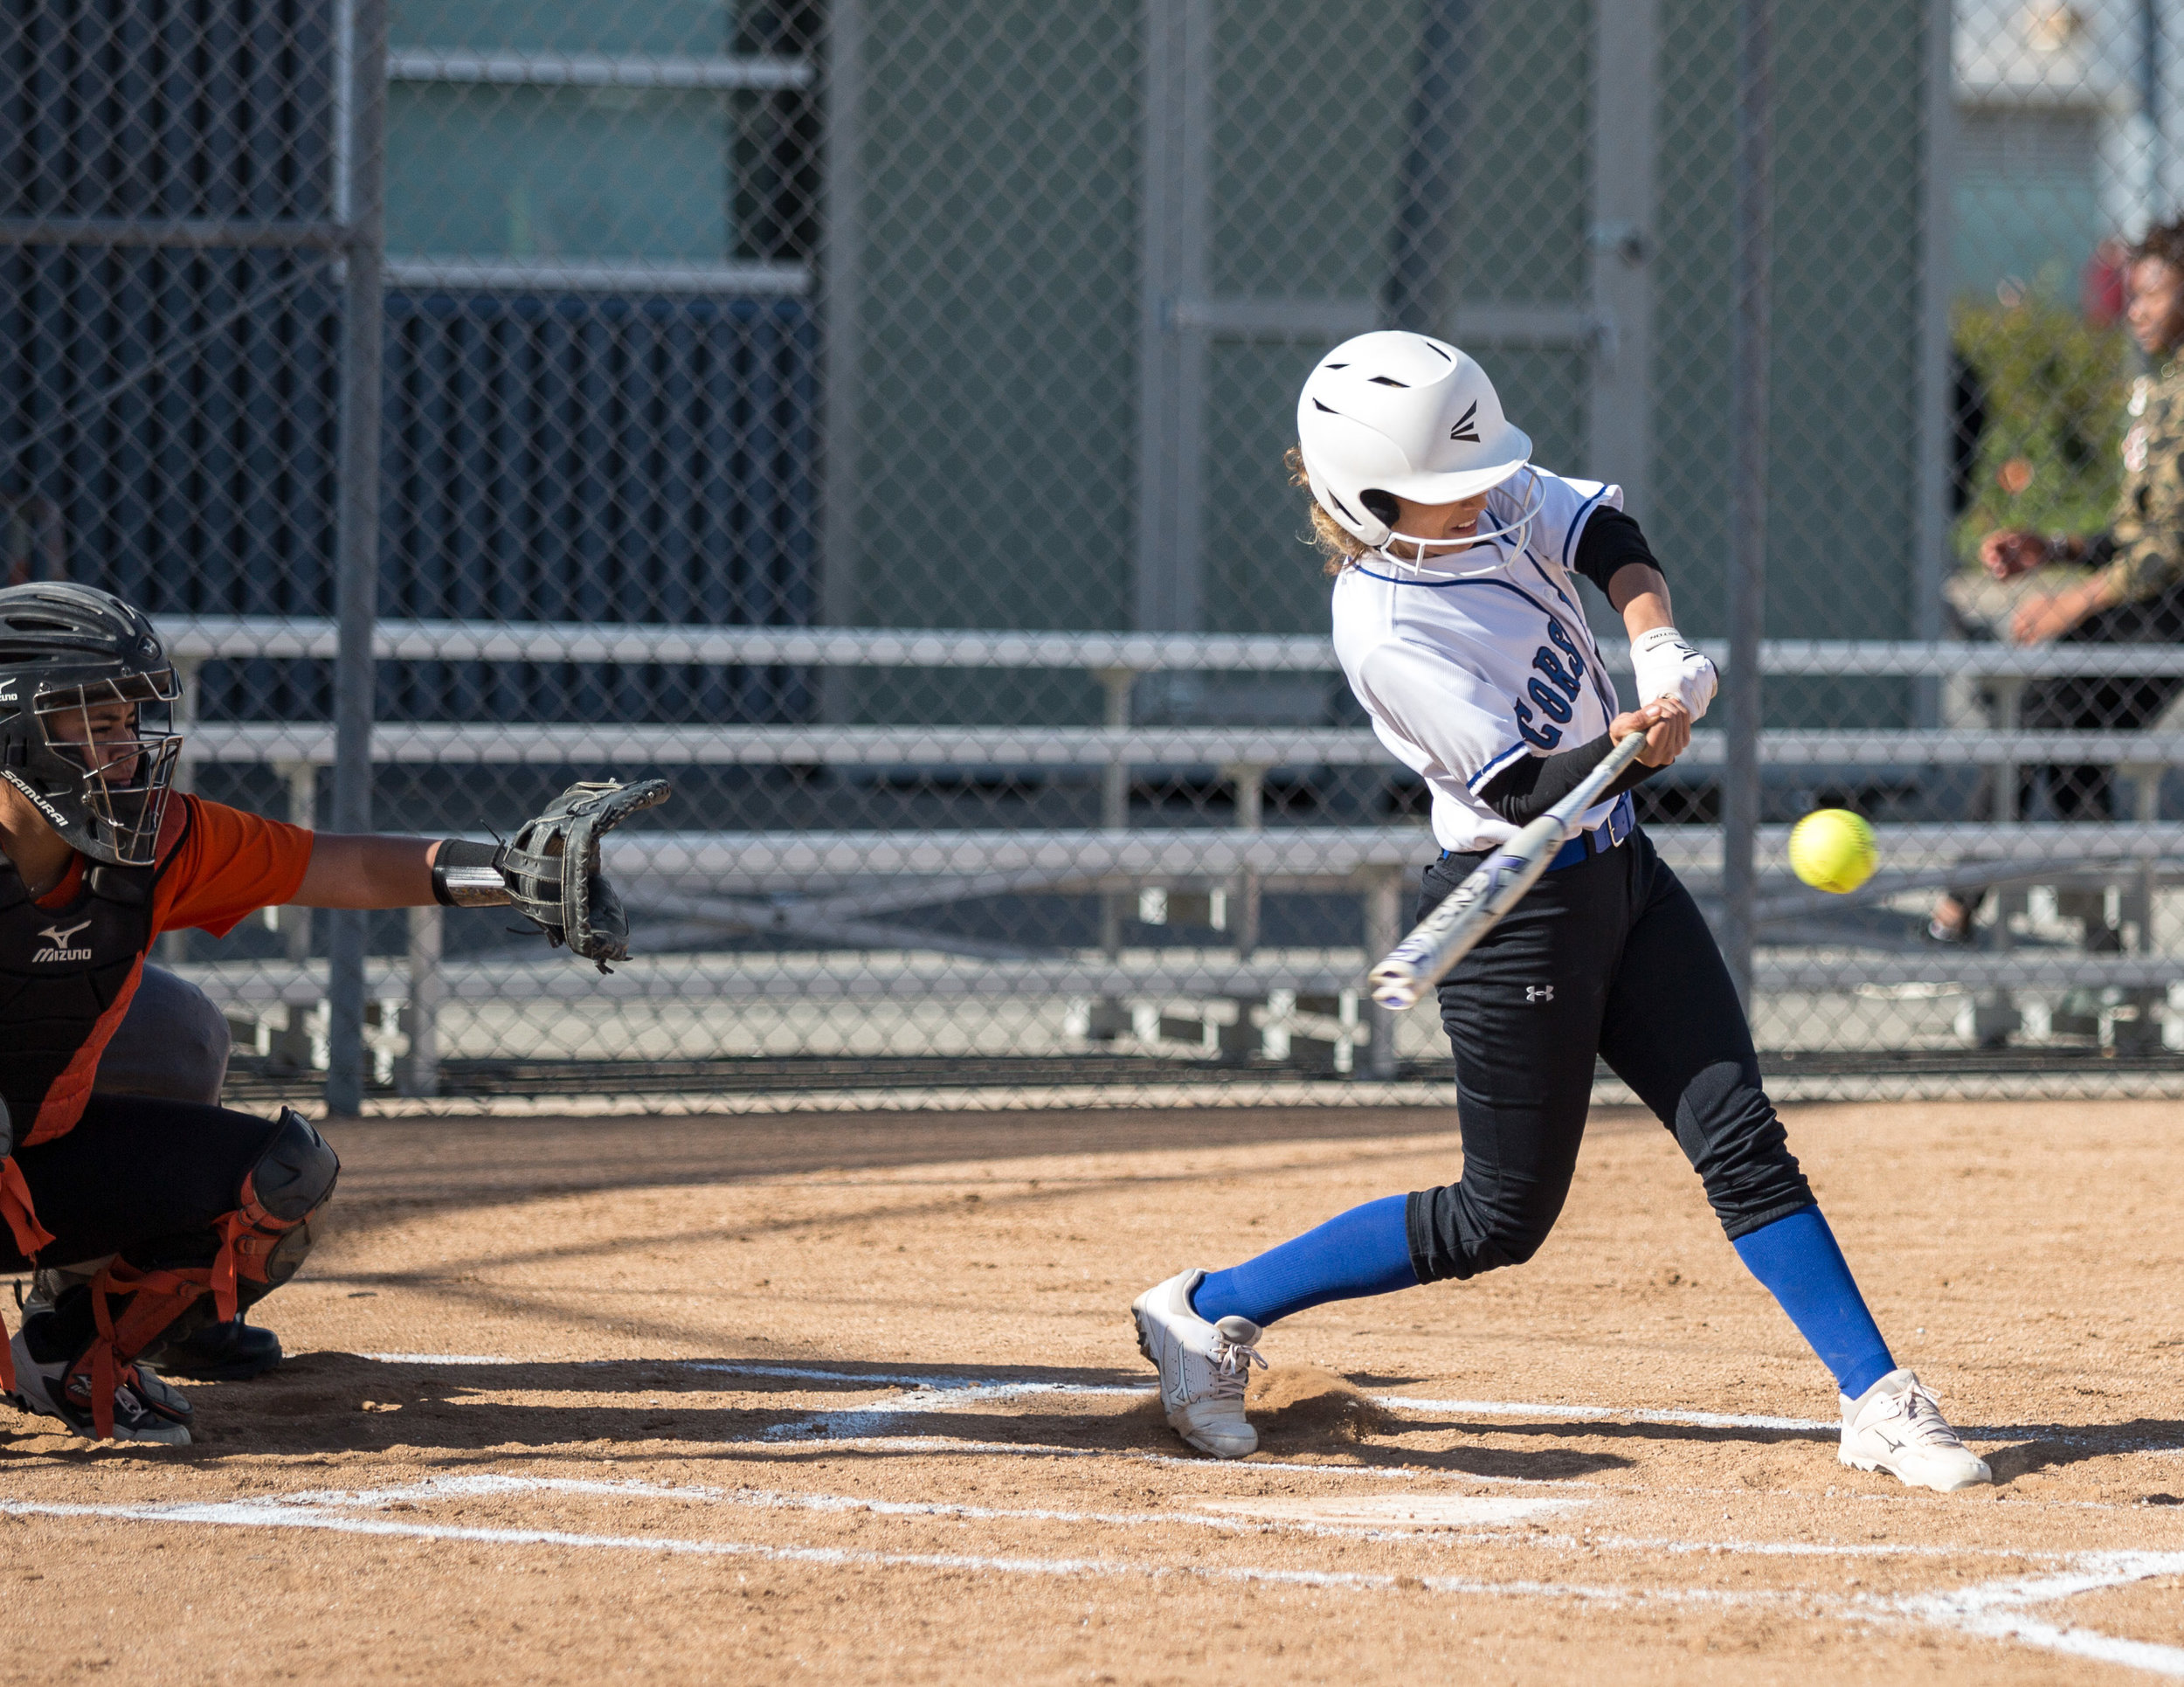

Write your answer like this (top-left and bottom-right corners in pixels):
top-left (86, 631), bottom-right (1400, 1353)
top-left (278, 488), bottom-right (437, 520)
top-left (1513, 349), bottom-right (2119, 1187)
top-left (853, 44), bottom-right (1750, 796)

top-left (214, 1473), bottom-right (2058, 1562)
top-left (365, 1352), bottom-right (2184, 1455)
top-left (9, 1473), bottom-right (2184, 1678)
top-left (353, 1352), bottom-right (2184, 1530)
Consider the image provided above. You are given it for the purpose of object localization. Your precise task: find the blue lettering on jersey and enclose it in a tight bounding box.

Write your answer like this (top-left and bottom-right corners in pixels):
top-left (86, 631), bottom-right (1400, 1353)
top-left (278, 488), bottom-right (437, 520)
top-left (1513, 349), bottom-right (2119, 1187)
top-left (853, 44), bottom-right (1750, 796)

top-left (1532, 646), bottom-right (1582, 702)
top-left (1527, 676), bottom-right (1574, 723)
top-left (1513, 698), bottom-right (1561, 750)
top-left (1510, 612), bottom-right (1593, 753)
top-left (1546, 617), bottom-right (1588, 674)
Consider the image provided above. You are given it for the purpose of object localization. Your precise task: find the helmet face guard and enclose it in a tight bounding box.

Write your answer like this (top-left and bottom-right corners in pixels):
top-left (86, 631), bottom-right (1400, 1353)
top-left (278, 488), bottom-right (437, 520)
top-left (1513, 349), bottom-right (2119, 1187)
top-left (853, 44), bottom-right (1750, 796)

top-left (3, 666), bottom-right (183, 867)
top-left (1369, 467), bottom-right (1547, 577)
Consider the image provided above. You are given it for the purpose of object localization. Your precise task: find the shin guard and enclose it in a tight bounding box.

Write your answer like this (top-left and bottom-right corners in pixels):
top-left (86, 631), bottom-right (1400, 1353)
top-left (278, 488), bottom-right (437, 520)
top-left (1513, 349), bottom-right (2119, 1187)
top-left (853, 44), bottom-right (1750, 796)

top-left (85, 1259), bottom-right (211, 1439)
top-left (73, 1109), bottom-right (337, 1439)
top-left (211, 1108), bottom-right (339, 1321)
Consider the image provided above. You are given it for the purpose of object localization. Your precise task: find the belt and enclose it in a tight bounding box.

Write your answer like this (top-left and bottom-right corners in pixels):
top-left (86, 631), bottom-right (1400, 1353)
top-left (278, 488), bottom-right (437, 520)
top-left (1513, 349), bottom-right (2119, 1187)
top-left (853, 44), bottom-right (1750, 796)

top-left (1441, 791), bottom-right (1635, 874)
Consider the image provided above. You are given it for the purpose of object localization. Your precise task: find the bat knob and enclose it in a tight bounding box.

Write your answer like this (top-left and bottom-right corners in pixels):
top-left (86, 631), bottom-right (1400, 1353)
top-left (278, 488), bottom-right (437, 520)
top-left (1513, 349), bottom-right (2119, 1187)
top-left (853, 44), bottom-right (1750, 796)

top-left (1367, 972), bottom-right (1420, 1011)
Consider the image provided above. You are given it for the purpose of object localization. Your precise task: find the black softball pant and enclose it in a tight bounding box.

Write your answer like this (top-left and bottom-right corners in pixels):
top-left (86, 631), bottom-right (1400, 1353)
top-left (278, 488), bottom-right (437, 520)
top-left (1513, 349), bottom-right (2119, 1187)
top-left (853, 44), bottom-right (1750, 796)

top-left (1405, 824), bottom-right (1814, 1283)
top-left (0, 1095), bottom-right (287, 1274)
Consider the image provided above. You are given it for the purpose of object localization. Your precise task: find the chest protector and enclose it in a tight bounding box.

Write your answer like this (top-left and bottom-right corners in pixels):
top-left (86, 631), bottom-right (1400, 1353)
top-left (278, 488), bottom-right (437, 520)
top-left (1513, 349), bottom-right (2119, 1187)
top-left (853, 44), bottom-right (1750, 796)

top-left (0, 824), bottom-right (182, 1145)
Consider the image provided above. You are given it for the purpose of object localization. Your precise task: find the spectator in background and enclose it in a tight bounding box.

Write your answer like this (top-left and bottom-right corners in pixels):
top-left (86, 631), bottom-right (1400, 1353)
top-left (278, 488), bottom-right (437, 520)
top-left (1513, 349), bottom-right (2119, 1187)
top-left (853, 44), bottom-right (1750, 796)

top-left (1930, 218), bottom-right (2184, 943)
top-left (2084, 235), bottom-right (2130, 329)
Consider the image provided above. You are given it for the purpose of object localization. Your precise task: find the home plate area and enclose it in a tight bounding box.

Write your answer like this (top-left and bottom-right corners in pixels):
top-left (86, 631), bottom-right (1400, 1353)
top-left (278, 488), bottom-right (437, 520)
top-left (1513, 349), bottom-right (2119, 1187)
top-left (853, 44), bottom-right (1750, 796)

top-left (5, 1102), bottom-right (2184, 1684)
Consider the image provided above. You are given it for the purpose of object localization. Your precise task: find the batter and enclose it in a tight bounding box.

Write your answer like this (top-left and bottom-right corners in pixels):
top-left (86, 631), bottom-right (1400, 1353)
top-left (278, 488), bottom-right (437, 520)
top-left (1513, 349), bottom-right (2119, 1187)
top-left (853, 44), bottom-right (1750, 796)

top-left (1131, 332), bottom-right (1987, 1492)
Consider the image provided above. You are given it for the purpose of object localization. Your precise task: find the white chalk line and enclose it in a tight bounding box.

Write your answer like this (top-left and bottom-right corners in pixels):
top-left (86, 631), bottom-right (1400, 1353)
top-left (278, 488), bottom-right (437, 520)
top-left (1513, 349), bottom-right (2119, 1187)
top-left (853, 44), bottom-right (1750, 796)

top-left (273, 1472), bottom-right (1575, 1545)
top-left (1888, 1552), bottom-right (2184, 1678)
top-left (1385, 1396), bottom-right (1833, 1434)
top-left (365, 1352), bottom-right (1825, 1432)
top-left (730, 1434), bottom-right (1581, 1486)
top-left (271, 1358), bottom-right (2184, 1670)
top-left (0, 1490), bottom-right (1787, 1608)
top-left (744, 1372), bottom-right (1143, 1444)
top-left (363, 1352), bottom-right (2184, 1457)
top-left (14, 1473), bottom-right (2177, 1671)
top-left (283, 1473), bottom-right (2059, 1566)
top-left (681, 1361), bottom-right (1146, 1396)
top-left (363, 1354), bottom-right (1151, 1445)
top-left (1571, 1531), bottom-right (2049, 1564)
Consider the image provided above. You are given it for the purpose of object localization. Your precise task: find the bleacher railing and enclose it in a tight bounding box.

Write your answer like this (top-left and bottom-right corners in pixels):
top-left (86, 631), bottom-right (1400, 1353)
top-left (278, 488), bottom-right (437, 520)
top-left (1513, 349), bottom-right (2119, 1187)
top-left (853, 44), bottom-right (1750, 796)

top-left (164, 619), bottom-right (2184, 1103)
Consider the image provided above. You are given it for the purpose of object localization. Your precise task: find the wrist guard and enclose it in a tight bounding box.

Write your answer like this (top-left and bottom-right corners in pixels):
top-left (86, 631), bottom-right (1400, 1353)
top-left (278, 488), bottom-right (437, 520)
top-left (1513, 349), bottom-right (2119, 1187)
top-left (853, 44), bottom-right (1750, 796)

top-left (1629, 625), bottom-right (1719, 722)
top-left (431, 838), bottom-right (511, 908)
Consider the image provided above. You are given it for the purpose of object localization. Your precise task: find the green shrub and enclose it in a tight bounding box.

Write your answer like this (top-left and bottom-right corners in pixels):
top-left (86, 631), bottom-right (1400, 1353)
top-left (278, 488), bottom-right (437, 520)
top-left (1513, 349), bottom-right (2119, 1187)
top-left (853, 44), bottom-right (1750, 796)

top-left (1952, 294), bottom-right (2132, 561)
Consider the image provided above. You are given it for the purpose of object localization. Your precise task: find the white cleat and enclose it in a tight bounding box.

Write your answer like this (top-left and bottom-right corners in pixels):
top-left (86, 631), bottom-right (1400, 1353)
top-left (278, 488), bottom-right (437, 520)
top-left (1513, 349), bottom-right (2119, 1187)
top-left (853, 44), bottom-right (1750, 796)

top-left (1130, 1269), bottom-right (1267, 1458)
top-left (1839, 1369), bottom-right (1990, 1492)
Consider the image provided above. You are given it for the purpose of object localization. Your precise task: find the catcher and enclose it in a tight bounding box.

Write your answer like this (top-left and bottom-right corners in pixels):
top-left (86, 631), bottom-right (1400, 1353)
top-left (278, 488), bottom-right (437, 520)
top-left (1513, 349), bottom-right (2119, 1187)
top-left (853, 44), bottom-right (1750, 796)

top-left (0, 581), bottom-right (667, 1444)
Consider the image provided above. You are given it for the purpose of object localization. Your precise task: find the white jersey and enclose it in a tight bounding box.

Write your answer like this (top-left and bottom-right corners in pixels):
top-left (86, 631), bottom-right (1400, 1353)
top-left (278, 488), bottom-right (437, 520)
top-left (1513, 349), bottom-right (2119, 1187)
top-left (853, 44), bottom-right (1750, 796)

top-left (1330, 467), bottom-right (1628, 854)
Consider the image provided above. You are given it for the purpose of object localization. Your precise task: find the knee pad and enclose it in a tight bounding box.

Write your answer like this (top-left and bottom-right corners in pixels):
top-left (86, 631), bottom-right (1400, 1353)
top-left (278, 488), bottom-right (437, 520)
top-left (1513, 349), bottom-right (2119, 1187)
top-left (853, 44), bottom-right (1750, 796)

top-left (212, 1108), bottom-right (339, 1320)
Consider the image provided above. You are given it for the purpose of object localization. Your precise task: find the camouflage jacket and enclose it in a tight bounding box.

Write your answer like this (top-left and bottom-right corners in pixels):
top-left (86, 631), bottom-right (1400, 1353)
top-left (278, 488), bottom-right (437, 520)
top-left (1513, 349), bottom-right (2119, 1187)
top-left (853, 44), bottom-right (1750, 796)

top-left (2098, 352), bottom-right (2184, 605)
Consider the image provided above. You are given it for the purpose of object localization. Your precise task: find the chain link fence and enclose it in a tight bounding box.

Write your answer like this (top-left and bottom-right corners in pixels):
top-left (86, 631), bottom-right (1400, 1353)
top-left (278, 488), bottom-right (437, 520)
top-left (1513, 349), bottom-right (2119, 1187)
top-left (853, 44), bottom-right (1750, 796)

top-left (6, 0), bottom-right (2184, 1111)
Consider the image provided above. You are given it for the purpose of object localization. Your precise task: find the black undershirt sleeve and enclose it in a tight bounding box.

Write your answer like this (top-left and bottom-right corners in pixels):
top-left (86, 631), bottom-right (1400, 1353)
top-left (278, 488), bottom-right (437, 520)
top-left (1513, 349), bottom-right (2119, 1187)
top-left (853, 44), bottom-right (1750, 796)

top-left (1484, 507), bottom-right (1665, 824)
top-left (1477, 732), bottom-right (1660, 826)
top-left (1571, 506), bottom-right (1663, 597)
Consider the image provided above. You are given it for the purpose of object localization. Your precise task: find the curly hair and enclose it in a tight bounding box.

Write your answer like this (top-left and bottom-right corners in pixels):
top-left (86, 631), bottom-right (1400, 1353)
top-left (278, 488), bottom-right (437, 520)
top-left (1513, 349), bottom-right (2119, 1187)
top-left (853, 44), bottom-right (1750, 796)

top-left (2134, 215), bottom-right (2184, 272)
top-left (1283, 445), bottom-right (1369, 577)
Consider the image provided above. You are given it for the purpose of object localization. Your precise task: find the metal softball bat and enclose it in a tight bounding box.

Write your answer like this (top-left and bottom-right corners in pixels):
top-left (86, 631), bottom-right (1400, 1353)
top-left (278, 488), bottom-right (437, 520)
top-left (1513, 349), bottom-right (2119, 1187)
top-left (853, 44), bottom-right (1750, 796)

top-left (1366, 730), bottom-right (1651, 1010)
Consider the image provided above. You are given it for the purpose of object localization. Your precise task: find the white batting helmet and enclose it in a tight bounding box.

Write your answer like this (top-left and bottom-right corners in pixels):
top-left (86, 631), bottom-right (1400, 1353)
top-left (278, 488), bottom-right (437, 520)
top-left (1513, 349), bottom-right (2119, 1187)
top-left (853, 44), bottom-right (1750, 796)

top-left (1296, 331), bottom-right (1536, 557)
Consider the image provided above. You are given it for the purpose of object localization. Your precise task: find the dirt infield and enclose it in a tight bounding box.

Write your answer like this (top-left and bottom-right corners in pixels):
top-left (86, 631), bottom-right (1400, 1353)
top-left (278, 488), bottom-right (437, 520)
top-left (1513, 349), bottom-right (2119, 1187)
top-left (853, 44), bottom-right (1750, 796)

top-left (3, 1098), bottom-right (2182, 1684)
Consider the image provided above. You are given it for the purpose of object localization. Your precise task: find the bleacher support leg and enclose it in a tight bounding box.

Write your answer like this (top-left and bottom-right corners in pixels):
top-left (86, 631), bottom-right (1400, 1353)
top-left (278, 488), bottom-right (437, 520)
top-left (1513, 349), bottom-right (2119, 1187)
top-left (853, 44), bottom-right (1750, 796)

top-left (1362, 868), bottom-right (1402, 1080)
top-left (398, 903), bottom-right (443, 1098)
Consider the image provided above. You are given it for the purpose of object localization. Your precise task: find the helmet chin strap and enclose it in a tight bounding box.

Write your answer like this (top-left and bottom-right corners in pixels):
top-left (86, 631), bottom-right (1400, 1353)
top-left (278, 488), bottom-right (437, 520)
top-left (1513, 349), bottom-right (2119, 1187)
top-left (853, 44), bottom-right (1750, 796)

top-left (1370, 467), bottom-right (1545, 577)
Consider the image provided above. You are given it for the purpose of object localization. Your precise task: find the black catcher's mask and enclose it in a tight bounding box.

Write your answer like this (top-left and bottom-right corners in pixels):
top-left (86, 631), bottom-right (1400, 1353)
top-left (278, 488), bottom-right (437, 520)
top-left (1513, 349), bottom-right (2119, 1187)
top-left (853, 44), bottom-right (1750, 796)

top-left (0, 583), bottom-right (181, 867)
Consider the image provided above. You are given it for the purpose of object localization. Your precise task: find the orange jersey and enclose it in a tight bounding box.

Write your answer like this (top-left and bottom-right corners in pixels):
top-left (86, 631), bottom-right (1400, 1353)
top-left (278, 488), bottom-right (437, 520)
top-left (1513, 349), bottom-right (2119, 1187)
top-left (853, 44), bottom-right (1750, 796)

top-left (19, 795), bottom-right (314, 1144)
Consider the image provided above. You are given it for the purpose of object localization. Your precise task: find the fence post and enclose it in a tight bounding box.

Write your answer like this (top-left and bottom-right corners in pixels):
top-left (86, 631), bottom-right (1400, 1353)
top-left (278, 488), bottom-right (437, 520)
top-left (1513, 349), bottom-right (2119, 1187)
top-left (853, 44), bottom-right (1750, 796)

top-left (1384, 0), bottom-right (1469, 334)
top-left (1588, 0), bottom-right (1655, 524)
top-left (818, 0), bottom-right (866, 650)
top-left (324, 0), bottom-right (389, 1118)
top-left (1720, 0), bottom-right (1772, 1011)
top-left (1137, 0), bottom-right (1212, 643)
top-left (1911, 0), bottom-right (1955, 729)
top-left (1362, 868), bottom-right (1403, 1080)
top-left (156, 658), bottom-right (202, 966)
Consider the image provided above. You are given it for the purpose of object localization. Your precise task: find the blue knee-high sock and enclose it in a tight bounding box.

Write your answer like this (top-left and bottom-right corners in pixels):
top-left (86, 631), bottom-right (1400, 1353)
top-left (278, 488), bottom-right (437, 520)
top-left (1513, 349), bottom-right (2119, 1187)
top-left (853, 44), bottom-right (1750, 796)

top-left (1190, 1194), bottom-right (1420, 1329)
top-left (1731, 1206), bottom-right (1895, 1400)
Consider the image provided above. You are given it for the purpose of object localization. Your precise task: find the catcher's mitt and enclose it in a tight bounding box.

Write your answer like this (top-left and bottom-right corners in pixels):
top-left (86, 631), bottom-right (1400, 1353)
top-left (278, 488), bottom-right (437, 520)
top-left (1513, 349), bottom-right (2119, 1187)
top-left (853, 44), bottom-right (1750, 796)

top-left (501, 778), bottom-right (672, 971)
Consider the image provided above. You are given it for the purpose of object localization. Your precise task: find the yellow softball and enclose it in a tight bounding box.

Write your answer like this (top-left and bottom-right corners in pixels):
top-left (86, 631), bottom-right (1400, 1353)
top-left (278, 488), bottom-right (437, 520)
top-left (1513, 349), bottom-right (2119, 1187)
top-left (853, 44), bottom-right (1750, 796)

top-left (1787, 808), bottom-right (1877, 894)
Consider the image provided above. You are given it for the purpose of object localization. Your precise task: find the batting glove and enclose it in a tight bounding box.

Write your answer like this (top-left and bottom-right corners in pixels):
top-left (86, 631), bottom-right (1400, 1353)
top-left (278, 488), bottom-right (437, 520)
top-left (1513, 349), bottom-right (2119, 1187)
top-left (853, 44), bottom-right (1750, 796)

top-left (1629, 626), bottom-right (1718, 721)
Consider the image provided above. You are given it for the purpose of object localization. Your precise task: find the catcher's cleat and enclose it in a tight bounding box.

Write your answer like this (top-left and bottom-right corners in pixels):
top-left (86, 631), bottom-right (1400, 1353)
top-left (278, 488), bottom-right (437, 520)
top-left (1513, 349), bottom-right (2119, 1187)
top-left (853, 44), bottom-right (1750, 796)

top-left (1839, 1369), bottom-right (1990, 1492)
top-left (148, 1317), bottom-right (282, 1382)
top-left (128, 1360), bottom-right (194, 1422)
top-left (8, 1325), bottom-right (190, 1445)
top-left (1130, 1269), bottom-right (1265, 1459)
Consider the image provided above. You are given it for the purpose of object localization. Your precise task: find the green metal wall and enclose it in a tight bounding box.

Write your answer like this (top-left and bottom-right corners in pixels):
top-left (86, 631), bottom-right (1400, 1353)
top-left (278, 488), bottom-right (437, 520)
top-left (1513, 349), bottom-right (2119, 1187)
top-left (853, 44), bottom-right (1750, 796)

top-left (837, 0), bottom-right (1932, 671)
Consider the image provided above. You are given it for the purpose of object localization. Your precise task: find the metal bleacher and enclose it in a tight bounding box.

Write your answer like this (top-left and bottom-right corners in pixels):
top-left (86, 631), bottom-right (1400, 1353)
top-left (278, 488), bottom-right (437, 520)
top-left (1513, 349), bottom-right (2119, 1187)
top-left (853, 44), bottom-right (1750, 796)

top-left (162, 619), bottom-right (2184, 1093)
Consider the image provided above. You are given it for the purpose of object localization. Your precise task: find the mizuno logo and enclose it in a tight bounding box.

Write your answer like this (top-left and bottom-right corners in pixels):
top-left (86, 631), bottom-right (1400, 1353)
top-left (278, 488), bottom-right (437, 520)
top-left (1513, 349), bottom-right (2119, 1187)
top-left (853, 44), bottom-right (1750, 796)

top-left (34, 917), bottom-right (93, 964)
top-left (1448, 401), bottom-right (1480, 444)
